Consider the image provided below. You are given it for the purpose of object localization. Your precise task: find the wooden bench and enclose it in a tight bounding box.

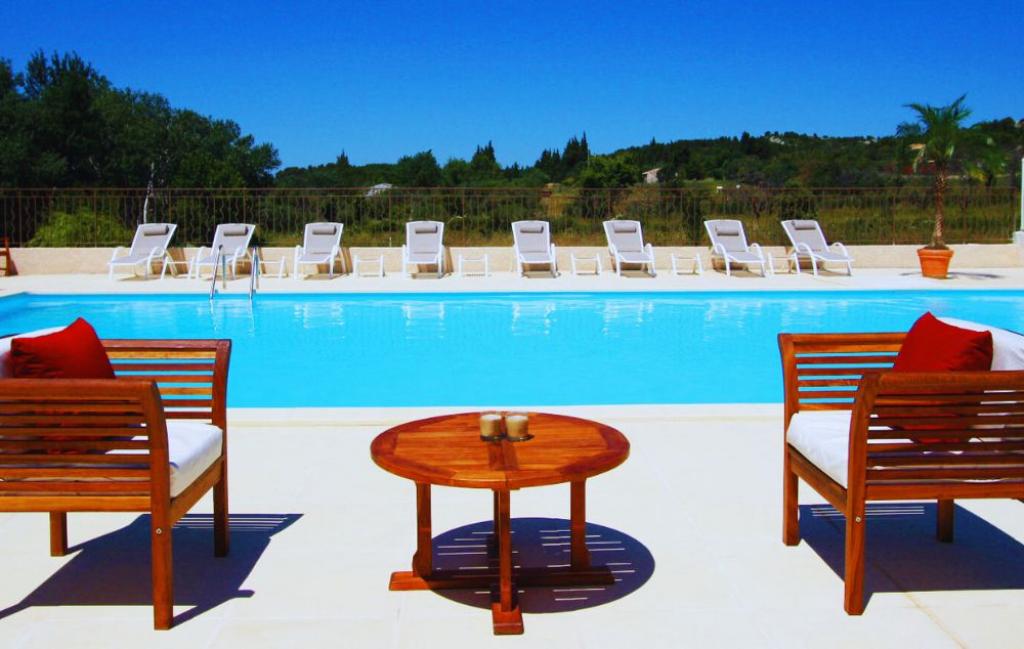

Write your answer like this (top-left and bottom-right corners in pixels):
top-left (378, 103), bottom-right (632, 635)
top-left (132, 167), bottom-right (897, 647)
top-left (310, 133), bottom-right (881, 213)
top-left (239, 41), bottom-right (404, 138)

top-left (779, 332), bottom-right (1024, 614)
top-left (0, 339), bottom-right (231, 629)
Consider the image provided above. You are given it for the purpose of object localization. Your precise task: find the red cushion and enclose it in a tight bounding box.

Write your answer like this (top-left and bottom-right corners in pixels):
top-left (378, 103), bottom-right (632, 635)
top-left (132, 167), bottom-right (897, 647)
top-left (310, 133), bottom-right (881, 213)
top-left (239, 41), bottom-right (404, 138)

top-left (893, 312), bottom-right (993, 443)
top-left (11, 318), bottom-right (115, 379)
top-left (894, 312), bottom-right (993, 372)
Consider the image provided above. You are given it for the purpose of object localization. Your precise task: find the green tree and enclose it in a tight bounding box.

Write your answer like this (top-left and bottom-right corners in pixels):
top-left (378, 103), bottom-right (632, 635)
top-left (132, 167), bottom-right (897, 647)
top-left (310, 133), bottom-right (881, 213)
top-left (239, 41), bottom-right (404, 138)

top-left (0, 51), bottom-right (279, 188)
top-left (469, 141), bottom-right (501, 182)
top-left (562, 133), bottom-right (590, 175)
top-left (899, 94), bottom-right (972, 249)
top-left (443, 157), bottom-right (471, 186)
top-left (29, 207), bottom-right (131, 246)
top-left (394, 150), bottom-right (442, 186)
top-left (577, 155), bottom-right (639, 188)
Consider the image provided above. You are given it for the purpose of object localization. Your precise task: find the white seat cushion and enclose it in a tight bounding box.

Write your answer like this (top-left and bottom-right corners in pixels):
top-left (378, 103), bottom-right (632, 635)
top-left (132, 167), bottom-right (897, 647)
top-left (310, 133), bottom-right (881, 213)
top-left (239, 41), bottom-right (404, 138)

top-left (164, 421), bottom-right (223, 497)
top-left (786, 410), bottom-right (853, 487)
top-left (0, 420), bottom-right (222, 497)
top-left (787, 410), bottom-right (922, 488)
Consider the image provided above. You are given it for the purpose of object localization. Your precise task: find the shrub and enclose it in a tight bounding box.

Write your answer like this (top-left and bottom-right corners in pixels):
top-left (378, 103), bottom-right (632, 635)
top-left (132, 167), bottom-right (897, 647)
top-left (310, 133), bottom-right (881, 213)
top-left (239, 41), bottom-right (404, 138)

top-left (29, 208), bottom-right (132, 247)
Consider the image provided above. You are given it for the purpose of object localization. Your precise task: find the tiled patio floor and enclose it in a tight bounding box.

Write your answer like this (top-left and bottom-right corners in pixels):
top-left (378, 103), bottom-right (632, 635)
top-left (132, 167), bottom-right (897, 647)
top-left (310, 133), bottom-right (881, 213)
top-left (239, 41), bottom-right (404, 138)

top-left (0, 405), bottom-right (1022, 648)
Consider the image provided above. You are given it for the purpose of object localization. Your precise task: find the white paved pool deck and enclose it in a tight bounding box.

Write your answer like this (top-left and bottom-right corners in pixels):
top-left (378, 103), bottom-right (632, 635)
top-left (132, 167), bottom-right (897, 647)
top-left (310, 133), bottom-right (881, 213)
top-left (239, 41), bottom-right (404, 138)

top-left (2, 265), bottom-right (1024, 295)
top-left (1, 268), bottom-right (1024, 648)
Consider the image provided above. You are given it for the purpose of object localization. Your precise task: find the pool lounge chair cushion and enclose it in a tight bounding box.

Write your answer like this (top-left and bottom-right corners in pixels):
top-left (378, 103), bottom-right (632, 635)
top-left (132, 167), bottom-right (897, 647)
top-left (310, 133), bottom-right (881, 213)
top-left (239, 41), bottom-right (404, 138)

top-left (310, 225), bottom-right (338, 236)
top-left (10, 318), bottom-right (115, 379)
top-left (414, 224), bottom-right (438, 234)
top-left (140, 224), bottom-right (170, 236)
top-left (790, 221), bottom-right (818, 231)
top-left (516, 230), bottom-right (550, 254)
top-left (611, 221), bottom-right (638, 233)
top-left (893, 312), bottom-right (992, 373)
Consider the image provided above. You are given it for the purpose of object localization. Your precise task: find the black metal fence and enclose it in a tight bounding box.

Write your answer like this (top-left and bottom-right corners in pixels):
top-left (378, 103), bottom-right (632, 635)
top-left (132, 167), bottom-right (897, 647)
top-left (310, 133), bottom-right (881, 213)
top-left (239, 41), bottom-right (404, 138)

top-left (1, 186), bottom-right (1019, 248)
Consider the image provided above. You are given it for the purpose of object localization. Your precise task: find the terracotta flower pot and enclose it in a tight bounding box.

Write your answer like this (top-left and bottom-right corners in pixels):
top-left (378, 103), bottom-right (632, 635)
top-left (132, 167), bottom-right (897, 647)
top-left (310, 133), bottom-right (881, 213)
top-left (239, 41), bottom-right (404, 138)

top-left (917, 247), bottom-right (954, 279)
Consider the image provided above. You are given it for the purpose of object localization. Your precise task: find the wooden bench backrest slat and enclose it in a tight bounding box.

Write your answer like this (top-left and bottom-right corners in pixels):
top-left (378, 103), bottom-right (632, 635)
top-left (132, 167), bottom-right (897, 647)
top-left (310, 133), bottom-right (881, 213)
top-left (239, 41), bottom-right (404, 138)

top-left (102, 339), bottom-right (230, 429)
top-left (779, 333), bottom-right (905, 419)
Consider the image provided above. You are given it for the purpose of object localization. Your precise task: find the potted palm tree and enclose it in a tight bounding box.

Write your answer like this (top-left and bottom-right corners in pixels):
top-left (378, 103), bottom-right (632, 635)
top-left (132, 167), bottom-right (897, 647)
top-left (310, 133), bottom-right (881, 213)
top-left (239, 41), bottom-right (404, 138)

top-left (899, 94), bottom-right (972, 278)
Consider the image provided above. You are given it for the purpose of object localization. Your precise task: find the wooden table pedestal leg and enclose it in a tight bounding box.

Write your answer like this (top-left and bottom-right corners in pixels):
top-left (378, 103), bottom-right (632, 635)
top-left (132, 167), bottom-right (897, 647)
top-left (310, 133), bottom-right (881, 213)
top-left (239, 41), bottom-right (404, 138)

top-left (570, 480), bottom-right (590, 569)
top-left (490, 489), bottom-right (524, 635)
top-left (389, 482), bottom-right (433, 590)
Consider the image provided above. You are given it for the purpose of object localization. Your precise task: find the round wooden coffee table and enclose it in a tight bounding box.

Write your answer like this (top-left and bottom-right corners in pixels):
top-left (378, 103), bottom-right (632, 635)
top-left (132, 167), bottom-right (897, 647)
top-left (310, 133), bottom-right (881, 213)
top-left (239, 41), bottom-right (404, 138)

top-left (370, 411), bottom-right (630, 635)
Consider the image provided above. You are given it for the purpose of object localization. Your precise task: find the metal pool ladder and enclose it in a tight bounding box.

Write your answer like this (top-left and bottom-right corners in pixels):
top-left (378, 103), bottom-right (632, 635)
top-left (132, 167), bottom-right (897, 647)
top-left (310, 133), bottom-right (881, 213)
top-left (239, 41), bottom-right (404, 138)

top-left (248, 248), bottom-right (260, 300)
top-left (209, 246), bottom-right (227, 300)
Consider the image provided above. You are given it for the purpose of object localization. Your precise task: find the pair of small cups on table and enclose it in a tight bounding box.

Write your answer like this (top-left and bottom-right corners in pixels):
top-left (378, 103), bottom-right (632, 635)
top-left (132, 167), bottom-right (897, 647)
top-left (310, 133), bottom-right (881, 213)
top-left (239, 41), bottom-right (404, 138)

top-left (479, 412), bottom-right (532, 442)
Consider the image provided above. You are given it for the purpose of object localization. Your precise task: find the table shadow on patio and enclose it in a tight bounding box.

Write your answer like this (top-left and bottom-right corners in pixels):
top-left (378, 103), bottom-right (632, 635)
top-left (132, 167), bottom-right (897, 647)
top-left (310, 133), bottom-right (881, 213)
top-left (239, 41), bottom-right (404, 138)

top-left (428, 517), bottom-right (654, 613)
top-left (800, 502), bottom-right (1024, 606)
top-left (0, 513), bottom-right (301, 625)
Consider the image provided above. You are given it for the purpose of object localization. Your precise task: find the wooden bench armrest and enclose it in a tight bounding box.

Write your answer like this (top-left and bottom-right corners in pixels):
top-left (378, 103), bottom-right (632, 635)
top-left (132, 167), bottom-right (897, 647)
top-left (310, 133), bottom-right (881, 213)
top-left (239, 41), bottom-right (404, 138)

top-left (845, 370), bottom-right (1024, 498)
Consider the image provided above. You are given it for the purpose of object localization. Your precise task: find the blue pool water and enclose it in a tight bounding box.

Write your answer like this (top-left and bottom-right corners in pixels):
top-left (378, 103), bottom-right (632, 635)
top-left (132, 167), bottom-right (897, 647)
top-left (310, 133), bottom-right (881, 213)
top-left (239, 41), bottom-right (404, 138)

top-left (1, 291), bottom-right (1023, 407)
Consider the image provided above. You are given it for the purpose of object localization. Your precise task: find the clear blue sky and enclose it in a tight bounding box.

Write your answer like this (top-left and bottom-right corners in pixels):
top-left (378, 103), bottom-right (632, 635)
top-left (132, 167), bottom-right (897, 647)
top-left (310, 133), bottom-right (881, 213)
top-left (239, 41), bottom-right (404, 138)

top-left (2, 0), bottom-right (1021, 170)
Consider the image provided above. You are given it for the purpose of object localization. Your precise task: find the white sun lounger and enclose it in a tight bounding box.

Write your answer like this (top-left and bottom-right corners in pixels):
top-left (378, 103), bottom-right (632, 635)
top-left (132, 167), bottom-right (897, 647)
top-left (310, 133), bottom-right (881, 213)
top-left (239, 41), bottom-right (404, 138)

top-left (402, 221), bottom-right (445, 278)
top-left (781, 219), bottom-right (853, 276)
top-left (293, 222), bottom-right (345, 279)
top-left (512, 220), bottom-right (557, 277)
top-left (189, 223), bottom-right (256, 279)
top-left (108, 223), bottom-right (177, 279)
top-left (603, 220), bottom-right (656, 277)
top-left (704, 219), bottom-right (769, 277)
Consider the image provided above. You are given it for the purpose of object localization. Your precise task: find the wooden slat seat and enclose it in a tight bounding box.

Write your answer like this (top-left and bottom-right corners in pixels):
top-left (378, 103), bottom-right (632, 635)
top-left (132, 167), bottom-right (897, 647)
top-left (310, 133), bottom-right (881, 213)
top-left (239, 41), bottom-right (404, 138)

top-left (779, 332), bottom-right (1024, 614)
top-left (0, 339), bottom-right (231, 629)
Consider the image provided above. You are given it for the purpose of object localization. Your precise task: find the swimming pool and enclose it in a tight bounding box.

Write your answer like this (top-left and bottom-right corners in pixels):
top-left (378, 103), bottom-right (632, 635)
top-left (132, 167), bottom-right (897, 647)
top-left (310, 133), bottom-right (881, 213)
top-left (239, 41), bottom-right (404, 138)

top-left (2, 291), bottom-right (1023, 407)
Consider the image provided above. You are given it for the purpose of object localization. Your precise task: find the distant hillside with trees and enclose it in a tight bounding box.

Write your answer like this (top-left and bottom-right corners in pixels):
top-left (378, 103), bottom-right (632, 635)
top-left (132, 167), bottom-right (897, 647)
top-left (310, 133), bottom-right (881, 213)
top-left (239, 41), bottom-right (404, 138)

top-left (278, 123), bottom-right (1023, 190)
top-left (2, 51), bottom-right (1021, 191)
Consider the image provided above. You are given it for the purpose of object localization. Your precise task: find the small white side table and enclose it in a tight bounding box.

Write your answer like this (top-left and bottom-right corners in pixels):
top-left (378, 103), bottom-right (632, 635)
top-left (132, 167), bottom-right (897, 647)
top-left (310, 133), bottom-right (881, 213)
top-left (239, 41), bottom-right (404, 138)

top-left (670, 253), bottom-right (704, 276)
top-left (258, 256), bottom-right (287, 279)
top-left (570, 252), bottom-right (603, 276)
top-left (353, 254), bottom-right (385, 278)
top-left (160, 258), bottom-right (190, 279)
top-left (457, 253), bottom-right (489, 277)
top-left (769, 253), bottom-right (799, 275)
